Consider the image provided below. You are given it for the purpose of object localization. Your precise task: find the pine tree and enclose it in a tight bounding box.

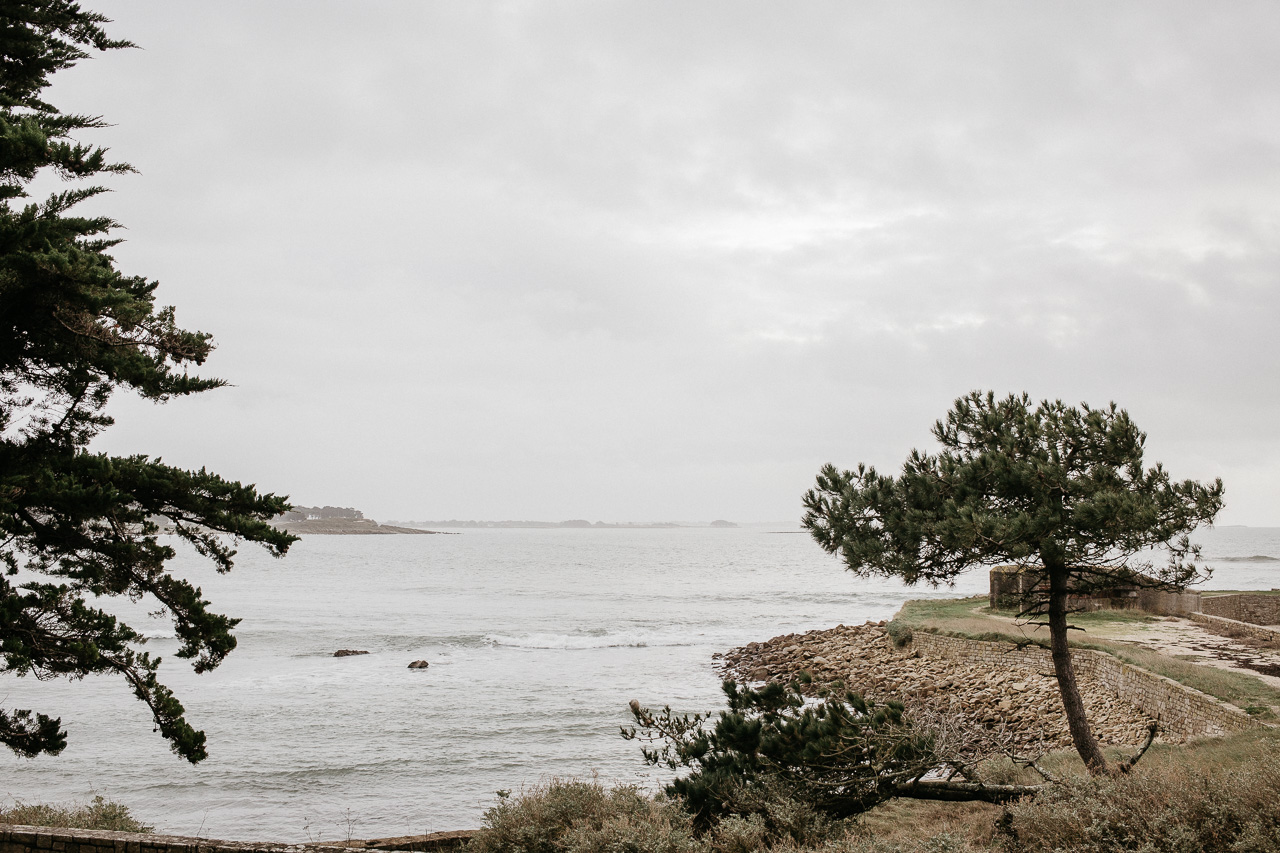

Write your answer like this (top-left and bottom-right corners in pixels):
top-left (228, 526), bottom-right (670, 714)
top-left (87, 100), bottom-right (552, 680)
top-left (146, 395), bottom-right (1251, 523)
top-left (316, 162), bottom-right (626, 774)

top-left (0, 1), bottom-right (295, 763)
top-left (802, 391), bottom-right (1223, 774)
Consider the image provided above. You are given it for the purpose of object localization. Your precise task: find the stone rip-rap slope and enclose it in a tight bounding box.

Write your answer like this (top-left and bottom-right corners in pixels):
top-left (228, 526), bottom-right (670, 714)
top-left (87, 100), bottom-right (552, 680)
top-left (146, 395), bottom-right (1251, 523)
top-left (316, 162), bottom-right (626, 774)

top-left (717, 623), bottom-right (1163, 752)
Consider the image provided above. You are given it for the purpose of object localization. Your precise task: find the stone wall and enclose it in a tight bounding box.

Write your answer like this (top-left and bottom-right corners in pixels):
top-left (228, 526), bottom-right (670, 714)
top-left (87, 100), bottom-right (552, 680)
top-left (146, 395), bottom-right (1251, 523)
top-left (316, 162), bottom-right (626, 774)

top-left (989, 567), bottom-right (1040, 611)
top-left (1188, 611), bottom-right (1280, 643)
top-left (0, 827), bottom-right (472, 853)
top-left (987, 567), bottom-right (1200, 615)
top-left (909, 631), bottom-right (1261, 738)
top-left (1200, 594), bottom-right (1280, 625)
top-left (1132, 589), bottom-right (1202, 616)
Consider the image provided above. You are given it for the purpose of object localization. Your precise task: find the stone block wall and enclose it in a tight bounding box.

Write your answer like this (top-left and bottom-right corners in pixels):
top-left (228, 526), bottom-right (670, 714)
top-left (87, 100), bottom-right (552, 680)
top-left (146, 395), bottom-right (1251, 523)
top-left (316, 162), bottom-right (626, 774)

top-left (1188, 611), bottom-right (1280, 643)
top-left (989, 567), bottom-right (1040, 611)
top-left (1201, 594), bottom-right (1280, 625)
top-left (1133, 589), bottom-right (1202, 615)
top-left (910, 631), bottom-right (1261, 738)
top-left (987, 567), bottom-right (1200, 615)
top-left (0, 827), bottom-right (472, 853)
top-left (0, 825), bottom-right (344, 853)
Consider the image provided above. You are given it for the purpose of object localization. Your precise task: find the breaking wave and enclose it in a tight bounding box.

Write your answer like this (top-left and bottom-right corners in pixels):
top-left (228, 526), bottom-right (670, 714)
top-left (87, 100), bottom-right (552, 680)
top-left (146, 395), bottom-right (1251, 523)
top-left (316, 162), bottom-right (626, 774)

top-left (484, 630), bottom-right (694, 649)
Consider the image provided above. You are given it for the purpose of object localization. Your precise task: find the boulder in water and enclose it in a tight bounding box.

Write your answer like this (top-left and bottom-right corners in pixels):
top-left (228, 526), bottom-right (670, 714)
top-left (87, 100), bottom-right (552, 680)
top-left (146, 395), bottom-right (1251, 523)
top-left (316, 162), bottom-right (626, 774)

top-left (408, 660), bottom-right (430, 669)
top-left (334, 649), bottom-right (370, 657)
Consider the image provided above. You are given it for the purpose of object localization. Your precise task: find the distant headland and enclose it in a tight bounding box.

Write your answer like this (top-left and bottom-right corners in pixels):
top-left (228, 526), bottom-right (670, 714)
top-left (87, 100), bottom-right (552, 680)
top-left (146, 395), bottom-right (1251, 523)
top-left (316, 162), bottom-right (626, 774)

top-left (273, 507), bottom-right (742, 534)
top-left (384, 518), bottom-right (741, 529)
top-left (272, 505), bottom-right (445, 535)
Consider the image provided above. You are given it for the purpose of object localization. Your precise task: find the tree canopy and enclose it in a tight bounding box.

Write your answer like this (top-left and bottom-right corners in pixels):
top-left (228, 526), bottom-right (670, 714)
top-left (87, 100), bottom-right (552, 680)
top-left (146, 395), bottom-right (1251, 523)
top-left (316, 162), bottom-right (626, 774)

top-left (0, 1), bottom-right (294, 763)
top-left (802, 391), bottom-right (1223, 773)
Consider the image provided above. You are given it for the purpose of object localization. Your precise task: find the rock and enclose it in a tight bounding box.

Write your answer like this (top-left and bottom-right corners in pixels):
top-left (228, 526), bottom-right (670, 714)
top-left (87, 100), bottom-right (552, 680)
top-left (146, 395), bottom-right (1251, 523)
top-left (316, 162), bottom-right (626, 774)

top-left (715, 621), bottom-right (1162, 753)
top-left (407, 660), bottom-right (430, 669)
top-left (334, 649), bottom-right (369, 657)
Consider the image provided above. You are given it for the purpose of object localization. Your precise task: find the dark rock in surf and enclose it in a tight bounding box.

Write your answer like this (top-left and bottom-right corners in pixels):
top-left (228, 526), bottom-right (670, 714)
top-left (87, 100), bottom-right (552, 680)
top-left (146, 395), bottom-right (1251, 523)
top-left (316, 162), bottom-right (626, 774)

top-left (408, 660), bottom-right (430, 669)
top-left (334, 649), bottom-right (370, 657)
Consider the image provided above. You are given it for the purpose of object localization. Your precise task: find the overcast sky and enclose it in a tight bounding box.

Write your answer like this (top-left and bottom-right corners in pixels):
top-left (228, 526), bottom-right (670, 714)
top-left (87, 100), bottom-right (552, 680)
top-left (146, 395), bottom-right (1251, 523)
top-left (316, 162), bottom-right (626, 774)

top-left (53, 2), bottom-right (1280, 524)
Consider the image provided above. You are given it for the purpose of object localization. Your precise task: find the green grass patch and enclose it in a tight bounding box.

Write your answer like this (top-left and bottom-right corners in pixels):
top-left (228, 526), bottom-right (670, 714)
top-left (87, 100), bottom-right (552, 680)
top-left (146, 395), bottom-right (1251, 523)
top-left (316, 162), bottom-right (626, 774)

top-left (890, 596), bottom-right (1280, 718)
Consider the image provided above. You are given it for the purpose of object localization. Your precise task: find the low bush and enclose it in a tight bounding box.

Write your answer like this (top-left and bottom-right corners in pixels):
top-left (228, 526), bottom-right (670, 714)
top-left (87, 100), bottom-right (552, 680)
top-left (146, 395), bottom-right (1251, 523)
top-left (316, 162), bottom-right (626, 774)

top-left (466, 779), bottom-right (698, 853)
top-left (885, 622), bottom-right (914, 648)
top-left (466, 777), bottom-right (850, 853)
top-left (998, 745), bottom-right (1280, 852)
top-left (0, 796), bottom-right (153, 833)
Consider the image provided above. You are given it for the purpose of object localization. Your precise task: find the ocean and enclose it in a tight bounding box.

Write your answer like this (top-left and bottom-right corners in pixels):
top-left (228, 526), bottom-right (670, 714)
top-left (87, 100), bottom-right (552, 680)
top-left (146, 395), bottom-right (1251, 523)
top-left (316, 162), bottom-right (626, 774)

top-left (2, 524), bottom-right (1277, 841)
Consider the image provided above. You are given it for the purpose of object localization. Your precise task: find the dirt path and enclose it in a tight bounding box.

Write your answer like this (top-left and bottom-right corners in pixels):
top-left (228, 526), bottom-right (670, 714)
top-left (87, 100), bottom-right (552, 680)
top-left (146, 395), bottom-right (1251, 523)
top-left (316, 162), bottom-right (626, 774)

top-left (979, 606), bottom-right (1280, 689)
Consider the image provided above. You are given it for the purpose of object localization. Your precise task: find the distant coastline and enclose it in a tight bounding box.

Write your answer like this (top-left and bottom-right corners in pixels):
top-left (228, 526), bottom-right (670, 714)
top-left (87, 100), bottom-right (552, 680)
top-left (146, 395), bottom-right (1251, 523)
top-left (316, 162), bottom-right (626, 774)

top-left (271, 518), bottom-right (447, 535)
top-left (386, 519), bottom-right (740, 530)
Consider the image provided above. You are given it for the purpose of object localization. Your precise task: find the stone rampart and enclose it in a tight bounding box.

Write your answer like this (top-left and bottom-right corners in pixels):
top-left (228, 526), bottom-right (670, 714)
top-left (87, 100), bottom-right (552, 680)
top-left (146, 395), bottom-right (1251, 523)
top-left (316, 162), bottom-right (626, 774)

top-left (1188, 611), bottom-right (1280, 643)
top-left (1200, 594), bottom-right (1280, 625)
top-left (909, 631), bottom-right (1261, 738)
top-left (1132, 589), bottom-right (1202, 615)
top-left (0, 827), bottom-right (472, 853)
top-left (987, 566), bottom-right (1200, 614)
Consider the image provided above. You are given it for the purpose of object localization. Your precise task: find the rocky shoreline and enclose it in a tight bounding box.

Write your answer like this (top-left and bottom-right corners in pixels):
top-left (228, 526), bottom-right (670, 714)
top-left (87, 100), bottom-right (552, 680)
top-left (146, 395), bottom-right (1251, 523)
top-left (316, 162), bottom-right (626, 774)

top-left (717, 622), bottom-right (1162, 753)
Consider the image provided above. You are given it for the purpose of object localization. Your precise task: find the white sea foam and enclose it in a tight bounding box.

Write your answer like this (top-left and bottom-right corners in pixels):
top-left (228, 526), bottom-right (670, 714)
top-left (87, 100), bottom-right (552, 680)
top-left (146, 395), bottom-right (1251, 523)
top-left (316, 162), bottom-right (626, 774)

top-left (484, 629), bottom-right (692, 649)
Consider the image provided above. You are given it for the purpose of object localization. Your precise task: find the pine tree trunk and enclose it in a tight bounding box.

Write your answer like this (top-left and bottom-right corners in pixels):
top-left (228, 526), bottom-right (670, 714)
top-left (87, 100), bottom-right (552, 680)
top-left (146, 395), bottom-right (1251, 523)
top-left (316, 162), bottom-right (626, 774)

top-left (1045, 560), bottom-right (1110, 774)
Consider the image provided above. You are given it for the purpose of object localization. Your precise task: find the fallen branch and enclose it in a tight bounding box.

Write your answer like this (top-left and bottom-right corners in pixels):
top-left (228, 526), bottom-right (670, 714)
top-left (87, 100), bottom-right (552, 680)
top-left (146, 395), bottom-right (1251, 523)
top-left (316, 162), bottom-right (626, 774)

top-left (891, 778), bottom-right (1046, 803)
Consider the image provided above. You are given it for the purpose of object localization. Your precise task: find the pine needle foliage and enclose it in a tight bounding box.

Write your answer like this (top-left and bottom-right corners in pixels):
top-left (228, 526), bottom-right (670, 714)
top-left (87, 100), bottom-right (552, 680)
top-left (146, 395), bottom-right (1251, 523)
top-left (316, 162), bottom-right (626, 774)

top-left (802, 391), bottom-right (1223, 774)
top-left (0, 2), bottom-right (295, 763)
top-left (624, 678), bottom-right (933, 828)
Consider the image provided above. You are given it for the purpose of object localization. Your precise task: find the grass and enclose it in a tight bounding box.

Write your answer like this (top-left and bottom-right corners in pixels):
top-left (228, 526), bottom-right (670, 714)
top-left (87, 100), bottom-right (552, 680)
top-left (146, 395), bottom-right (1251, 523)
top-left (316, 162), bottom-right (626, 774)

top-left (853, 730), bottom-right (1280, 849)
top-left (996, 727), bottom-right (1280, 852)
top-left (890, 596), bottom-right (1280, 718)
top-left (0, 796), bottom-right (153, 833)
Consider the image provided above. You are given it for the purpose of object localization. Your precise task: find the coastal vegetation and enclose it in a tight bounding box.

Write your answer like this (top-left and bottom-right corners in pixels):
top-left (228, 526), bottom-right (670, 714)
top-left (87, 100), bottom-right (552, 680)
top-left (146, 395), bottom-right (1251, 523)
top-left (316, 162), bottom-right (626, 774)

top-left (468, 727), bottom-right (1280, 853)
top-left (802, 391), bottom-right (1223, 774)
top-left (0, 3), bottom-right (294, 762)
top-left (0, 796), bottom-right (152, 833)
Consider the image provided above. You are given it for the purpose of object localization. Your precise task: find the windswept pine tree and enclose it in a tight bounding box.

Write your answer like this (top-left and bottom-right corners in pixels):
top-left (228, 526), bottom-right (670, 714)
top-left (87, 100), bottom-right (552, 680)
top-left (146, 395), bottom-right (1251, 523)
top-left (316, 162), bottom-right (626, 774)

top-left (803, 391), bottom-right (1223, 775)
top-left (0, 1), bottom-right (295, 763)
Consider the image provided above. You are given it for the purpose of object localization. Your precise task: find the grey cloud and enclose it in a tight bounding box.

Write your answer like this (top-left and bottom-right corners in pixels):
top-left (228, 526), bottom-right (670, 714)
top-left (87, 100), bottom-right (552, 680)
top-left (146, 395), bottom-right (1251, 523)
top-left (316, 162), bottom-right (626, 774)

top-left (64, 0), bottom-right (1280, 523)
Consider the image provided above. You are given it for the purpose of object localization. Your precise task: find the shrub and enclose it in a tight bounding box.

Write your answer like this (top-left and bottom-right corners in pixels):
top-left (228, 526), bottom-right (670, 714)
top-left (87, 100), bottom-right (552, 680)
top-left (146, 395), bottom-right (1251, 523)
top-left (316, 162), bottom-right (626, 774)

top-left (707, 779), bottom-right (846, 849)
top-left (625, 680), bottom-right (933, 827)
top-left (466, 779), bottom-right (699, 853)
top-left (466, 777), bottom-right (848, 853)
top-left (998, 749), bottom-right (1280, 852)
top-left (885, 622), bottom-right (914, 648)
top-left (0, 796), bottom-right (154, 833)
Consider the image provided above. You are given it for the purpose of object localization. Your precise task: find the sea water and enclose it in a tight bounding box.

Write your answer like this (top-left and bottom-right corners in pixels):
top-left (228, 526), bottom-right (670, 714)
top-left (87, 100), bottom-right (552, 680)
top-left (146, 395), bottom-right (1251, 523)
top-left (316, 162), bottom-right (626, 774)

top-left (1, 525), bottom-right (1277, 841)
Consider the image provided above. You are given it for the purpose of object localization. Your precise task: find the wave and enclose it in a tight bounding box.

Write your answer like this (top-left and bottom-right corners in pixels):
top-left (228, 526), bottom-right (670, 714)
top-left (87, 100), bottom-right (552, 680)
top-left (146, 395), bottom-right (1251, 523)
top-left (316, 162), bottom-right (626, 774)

top-left (1214, 555), bottom-right (1280, 562)
top-left (484, 630), bottom-right (695, 650)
